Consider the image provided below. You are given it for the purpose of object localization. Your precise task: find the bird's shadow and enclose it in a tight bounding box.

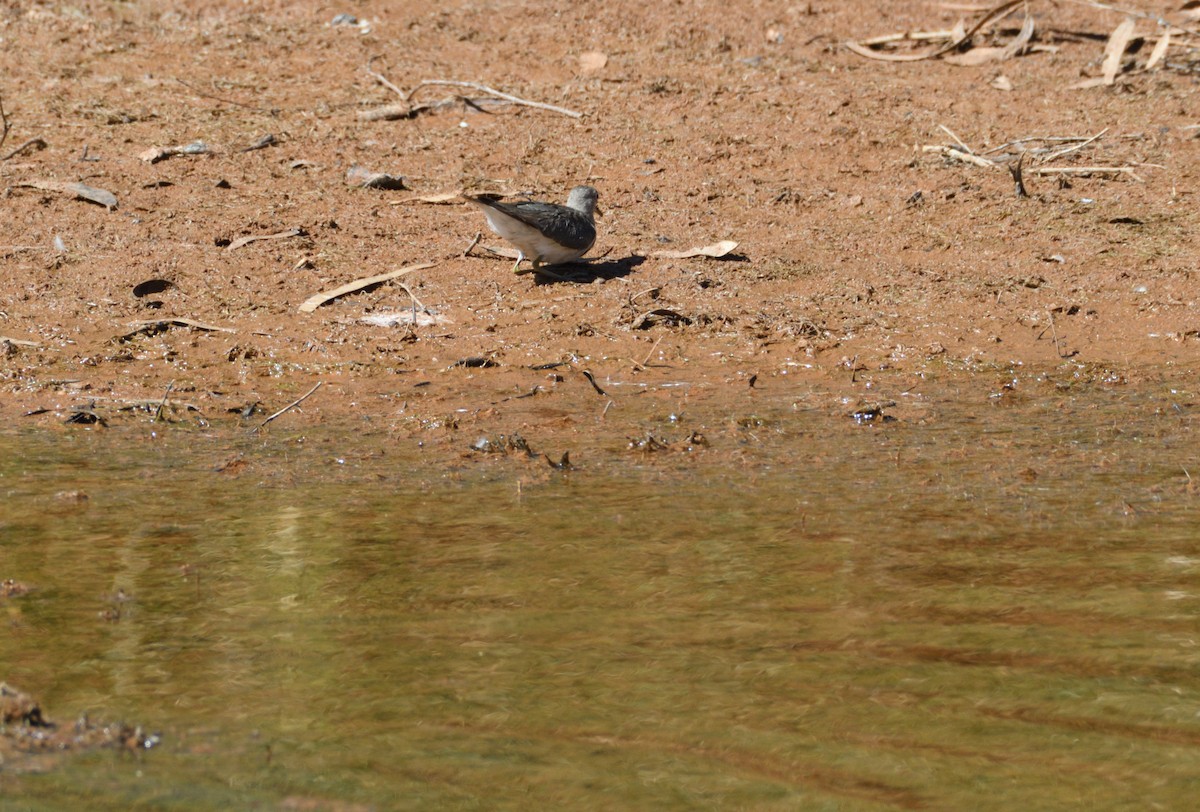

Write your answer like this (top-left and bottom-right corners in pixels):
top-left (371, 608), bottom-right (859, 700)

top-left (532, 254), bottom-right (645, 285)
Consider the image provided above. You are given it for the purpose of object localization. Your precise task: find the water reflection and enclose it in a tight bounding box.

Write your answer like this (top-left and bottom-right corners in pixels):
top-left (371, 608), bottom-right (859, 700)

top-left (2, 379), bottom-right (1199, 809)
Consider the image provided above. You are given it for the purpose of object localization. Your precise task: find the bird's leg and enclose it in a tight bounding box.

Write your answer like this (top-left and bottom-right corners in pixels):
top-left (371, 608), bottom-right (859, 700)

top-left (510, 251), bottom-right (526, 274)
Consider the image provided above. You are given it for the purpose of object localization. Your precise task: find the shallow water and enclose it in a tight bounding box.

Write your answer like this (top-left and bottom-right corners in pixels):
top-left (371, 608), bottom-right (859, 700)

top-left (3, 373), bottom-right (1200, 810)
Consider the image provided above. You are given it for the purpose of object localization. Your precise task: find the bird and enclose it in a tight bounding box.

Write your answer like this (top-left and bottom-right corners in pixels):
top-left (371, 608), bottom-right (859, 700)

top-left (465, 185), bottom-right (600, 279)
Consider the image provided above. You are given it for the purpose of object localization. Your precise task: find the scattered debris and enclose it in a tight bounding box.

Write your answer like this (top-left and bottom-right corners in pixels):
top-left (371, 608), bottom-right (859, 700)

top-left (1, 579), bottom-right (32, 598)
top-left (452, 356), bottom-right (499, 369)
top-left (845, 0), bottom-right (1028, 63)
top-left (239, 133), bottom-right (278, 152)
top-left (923, 126), bottom-right (1145, 185)
top-left (851, 401), bottom-right (896, 424)
top-left (634, 308), bottom-right (692, 329)
top-left (943, 8), bottom-right (1035, 66)
top-left (627, 433), bottom-right (670, 452)
top-left (345, 164), bottom-right (407, 189)
top-left (360, 311), bottom-right (450, 327)
top-left (470, 433), bottom-right (535, 456)
top-left (228, 401), bottom-right (261, 418)
top-left (138, 140), bottom-right (211, 163)
top-left (330, 13), bottom-right (370, 33)
top-left (0, 682), bottom-right (159, 771)
top-left (65, 407), bottom-right (106, 427)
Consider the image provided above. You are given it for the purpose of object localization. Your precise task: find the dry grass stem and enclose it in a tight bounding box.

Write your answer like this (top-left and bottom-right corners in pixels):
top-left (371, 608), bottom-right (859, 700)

top-left (406, 80), bottom-right (582, 119)
top-left (255, 382), bottom-right (324, 433)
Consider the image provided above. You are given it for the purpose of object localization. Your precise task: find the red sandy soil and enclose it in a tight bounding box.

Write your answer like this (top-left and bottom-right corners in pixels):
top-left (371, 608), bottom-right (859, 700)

top-left (1, 0), bottom-right (1197, 452)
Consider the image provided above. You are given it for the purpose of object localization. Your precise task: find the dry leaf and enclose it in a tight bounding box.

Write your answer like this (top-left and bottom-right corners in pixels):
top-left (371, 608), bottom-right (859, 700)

top-left (68, 183), bottom-right (118, 210)
top-left (579, 51), bottom-right (608, 73)
top-left (1102, 17), bottom-right (1137, 85)
top-left (390, 192), bottom-right (462, 205)
top-left (945, 47), bottom-right (1007, 66)
top-left (1001, 13), bottom-right (1035, 60)
top-left (298, 262), bottom-right (437, 313)
top-left (15, 180), bottom-right (117, 210)
top-left (942, 10), bottom-right (1032, 66)
top-left (991, 74), bottom-right (1014, 91)
top-left (1068, 77), bottom-right (1110, 90)
top-left (652, 240), bottom-right (739, 259)
top-left (1145, 29), bottom-right (1170, 70)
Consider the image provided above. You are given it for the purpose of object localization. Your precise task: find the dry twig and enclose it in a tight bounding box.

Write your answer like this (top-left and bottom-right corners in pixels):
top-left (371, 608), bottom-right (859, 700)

top-left (153, 381), bottom-right (175, 422)
top-left (255, 382), bottom-right (323, 433)
top-left (938, 124), bottom-right (974, 154)
top-left (1040, 128), bottom-right (1109, 161)
top-left (1009, 152), bottom-right (1029, 197)
top-left (115, 318), bottom-right (236, 343)
top-left (365, 57), bottom-right (407, 98)
top-left (1046, 310), bottom-right (1065, 358)
top-left (227, 228), bottom-right (305, 252)
top-left (0, 89), bottom-right (8, 153)
top-left (406, 80), bottom-right (582, 118)
top-left (640, 335), bottom-right (665, 367)
top-left (365, 59), bottom-right (582, 118)
top-left (176, 78), bottom-right (275, 113)
top-left (1, 138), bottom-right (47, 162)
top-left (923, 144), bottom-right (997, 168)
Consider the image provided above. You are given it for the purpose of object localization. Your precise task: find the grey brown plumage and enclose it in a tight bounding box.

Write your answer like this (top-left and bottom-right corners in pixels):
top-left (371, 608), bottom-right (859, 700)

top-left (466, 186), bottom-right (599, 272)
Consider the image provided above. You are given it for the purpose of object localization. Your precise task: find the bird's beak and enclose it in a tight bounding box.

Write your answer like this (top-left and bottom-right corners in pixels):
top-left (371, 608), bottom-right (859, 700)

top-left (594, 204), bottom-right (604, 217)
